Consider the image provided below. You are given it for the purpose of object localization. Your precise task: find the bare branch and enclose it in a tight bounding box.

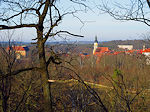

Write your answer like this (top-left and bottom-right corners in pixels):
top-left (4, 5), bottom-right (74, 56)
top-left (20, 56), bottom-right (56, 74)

top-left (147, 0), bottom-right (150, 8)
top-left (60, 65), bottom-right (108, 112)
top-left (14, 79), bottom-right (32, 112)
top-left (99, 0), bottom-right (150, 26)
top-left (1, 67), bottom-right (40, 79)
top-left (46, 49), bottom-right (62, 66)
top-left (1, 8), bottom-right (40, 22)
top-left (0, 24), bottom-right (37, 30)
top-left (49, 30), bottom-right (84, 37)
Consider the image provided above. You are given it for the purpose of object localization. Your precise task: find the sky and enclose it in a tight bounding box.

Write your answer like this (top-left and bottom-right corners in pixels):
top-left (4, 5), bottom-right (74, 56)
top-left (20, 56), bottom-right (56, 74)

top-left (1, 0), bottom-right (150, 42)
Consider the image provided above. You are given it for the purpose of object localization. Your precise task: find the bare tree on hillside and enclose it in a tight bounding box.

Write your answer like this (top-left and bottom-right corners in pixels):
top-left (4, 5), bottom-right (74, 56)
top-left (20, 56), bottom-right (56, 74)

top-left (0, 0), bottom-right (107, 112)
top-left (0, 30), bottom-right (17, 112)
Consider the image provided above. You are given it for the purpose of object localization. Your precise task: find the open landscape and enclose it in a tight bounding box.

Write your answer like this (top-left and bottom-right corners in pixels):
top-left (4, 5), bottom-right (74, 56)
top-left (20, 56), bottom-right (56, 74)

top-left (0, 0), bottom-right (150, 112)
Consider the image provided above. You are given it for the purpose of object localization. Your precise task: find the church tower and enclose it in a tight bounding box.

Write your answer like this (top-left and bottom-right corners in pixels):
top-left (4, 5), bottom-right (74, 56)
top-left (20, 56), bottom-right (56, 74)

top-left (93, 36), bottom-right (98, 54)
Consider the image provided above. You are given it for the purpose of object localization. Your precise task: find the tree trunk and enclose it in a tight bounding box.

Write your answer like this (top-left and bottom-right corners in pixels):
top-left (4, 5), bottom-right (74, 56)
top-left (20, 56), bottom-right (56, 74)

top-left (0, 92), bottom-right (3, 112)
top-left (37, 33), bottom-right (52, 112)
top-left (1, 77), bottom-right (10, 112)
top-left (2, 96), bottom-right (8, 112)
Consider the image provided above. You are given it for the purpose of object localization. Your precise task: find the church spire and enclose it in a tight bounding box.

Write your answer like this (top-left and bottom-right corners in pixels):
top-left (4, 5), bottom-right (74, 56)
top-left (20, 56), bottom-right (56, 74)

top-left (95, 36), bottom-right (98, 43)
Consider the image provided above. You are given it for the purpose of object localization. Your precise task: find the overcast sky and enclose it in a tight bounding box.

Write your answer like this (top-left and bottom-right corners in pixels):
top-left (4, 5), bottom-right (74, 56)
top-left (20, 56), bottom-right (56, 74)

top-left (1, 0), bottom-right (150, 42)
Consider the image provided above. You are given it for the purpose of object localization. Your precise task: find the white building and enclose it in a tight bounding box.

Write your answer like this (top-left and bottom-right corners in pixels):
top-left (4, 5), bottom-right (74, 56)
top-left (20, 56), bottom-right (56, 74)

top-left (118, 45), bottom-right (133, 50)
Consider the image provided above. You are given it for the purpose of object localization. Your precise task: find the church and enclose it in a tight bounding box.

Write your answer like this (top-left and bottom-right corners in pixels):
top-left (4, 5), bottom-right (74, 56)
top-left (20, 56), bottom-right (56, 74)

top-left (93, 36), bottom-right (109, 56)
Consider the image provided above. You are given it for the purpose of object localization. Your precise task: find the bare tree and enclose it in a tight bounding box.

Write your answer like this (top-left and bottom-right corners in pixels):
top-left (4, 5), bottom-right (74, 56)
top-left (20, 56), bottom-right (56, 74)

top-left (99, 0), bottom-right (150, 26)
top-left (0, 30), bottom-right (17, 112)
top-left (0, 0), bottom-right (90, 111)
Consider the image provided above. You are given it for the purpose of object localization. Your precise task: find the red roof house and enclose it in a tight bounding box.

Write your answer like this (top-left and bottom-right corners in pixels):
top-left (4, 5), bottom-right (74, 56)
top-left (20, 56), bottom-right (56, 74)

top-left (6, 46), bottom-right (29, 59)
top-left (94, 47), bottom-right (109, 56)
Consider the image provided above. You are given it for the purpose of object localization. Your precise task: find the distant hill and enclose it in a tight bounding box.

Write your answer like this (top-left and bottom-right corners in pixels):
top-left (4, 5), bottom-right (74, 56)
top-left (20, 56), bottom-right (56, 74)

top-left (101, 39), bottom-right (149, 49)
top-left (0, 41), bottom-right (32, 47)
top-left (0, 39), bottom-right (148, 50)
top-left (46, 41), bottom-right (94, 45)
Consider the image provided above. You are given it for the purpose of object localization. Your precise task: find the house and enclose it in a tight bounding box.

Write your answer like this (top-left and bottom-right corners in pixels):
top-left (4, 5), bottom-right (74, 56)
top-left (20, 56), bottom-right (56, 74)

top-left (6, 45), bottom-right (29, 59)
top-left (141, 48), bottom-right (150, 56)
top-left (94, 47), bottom-right (109, 56)
top-left (118, 45), bottom-right (133, 50)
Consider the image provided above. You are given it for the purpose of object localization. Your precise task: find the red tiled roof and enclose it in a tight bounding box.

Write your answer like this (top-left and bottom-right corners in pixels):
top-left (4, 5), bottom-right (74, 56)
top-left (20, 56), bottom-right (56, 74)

top-left (94, 47), bottom-right (109, 55)
top-left (6, 46), bottom-right (28, 51)
top-left (136, 49), bottom-right (150, 54)
top-left (94, 47), bottom-right (110, 56)
top-left (125, 50), bottom-right (135, 53)
top-left (142, 48), bottom-right (150, 52)
top-left (113, 51), bottom-right (124, 55)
